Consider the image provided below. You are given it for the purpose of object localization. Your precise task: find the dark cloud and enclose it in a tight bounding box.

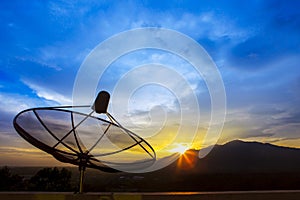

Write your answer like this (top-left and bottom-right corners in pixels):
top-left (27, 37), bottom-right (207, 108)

top-left (240, 132), bottom-right (274, 140)
top-left (265, 136), bottom-right (300, 144)
top-left (271, 112), bottom-right (300, 125)
top-left (248, 105), bottom-right (285, 116)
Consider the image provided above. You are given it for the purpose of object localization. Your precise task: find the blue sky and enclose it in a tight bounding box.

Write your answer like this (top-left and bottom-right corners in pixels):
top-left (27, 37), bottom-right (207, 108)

top-left (1, 0), bottom-right (300, 166)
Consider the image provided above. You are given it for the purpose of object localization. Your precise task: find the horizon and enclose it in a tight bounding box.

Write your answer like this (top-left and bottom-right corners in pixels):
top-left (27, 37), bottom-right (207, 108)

top-left (1, 139), bottom-right (299, 168)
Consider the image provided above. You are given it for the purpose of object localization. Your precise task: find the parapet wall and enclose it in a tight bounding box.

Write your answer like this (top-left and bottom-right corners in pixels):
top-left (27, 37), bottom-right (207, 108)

top-left (1, 191), bottom-right (300, 200)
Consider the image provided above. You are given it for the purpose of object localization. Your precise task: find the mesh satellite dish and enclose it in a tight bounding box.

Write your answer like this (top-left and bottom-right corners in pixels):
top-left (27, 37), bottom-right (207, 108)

top-left (13, 91), bottom-right (156, 193)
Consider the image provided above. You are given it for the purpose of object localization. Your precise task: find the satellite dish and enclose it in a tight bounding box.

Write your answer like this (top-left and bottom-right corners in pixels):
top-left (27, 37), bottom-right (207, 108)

top-left (13, 91), bottom-right (156, 193)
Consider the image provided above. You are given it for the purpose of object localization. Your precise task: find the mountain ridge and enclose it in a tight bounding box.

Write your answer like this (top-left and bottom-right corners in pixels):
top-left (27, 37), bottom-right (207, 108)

top-left (176, 139), bottom-right (300, 174)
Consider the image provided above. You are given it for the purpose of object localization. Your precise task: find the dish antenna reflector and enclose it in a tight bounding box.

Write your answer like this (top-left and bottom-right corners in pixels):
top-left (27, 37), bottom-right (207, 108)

top-left (13, 91), bottom-right (156, 193)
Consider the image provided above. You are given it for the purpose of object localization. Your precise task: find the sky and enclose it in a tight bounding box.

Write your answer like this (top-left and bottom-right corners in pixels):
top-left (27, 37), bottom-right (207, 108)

top-left (1, 0), bottom-right (300, 166)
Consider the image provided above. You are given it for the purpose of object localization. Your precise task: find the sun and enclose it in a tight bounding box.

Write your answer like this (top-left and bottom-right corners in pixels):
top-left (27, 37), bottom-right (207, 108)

top-left (169, 144), bottom-right (189, 155)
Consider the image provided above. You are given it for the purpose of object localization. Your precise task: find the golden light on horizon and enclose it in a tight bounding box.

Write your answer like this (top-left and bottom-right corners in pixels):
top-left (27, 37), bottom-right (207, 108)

top-left (169, 143), bottom-right (190, 155)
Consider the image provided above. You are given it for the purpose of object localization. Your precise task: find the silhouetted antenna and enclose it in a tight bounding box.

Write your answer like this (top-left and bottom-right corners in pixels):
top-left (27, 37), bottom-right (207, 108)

top-left (13, 91), bottom-right (156, 193)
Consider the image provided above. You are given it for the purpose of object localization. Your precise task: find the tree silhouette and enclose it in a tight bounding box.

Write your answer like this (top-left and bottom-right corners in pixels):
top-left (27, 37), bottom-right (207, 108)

top-left (29, 167), bottom-right (72, 191)
top-left (0, 166), bottom-right (24, 191)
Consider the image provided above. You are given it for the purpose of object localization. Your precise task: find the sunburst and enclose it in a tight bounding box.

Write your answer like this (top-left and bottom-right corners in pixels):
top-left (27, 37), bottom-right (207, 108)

top-left (169, 144), bottom-right (189, 155)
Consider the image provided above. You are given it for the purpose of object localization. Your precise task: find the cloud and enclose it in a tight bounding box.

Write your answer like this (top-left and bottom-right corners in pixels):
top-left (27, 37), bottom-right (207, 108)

top-left (22, 80), bottom-right (72, 105)
top-left (220, 100), bottom-right (300, 146)
top-left (0, 90), bottom-right (62, 136)
top-left (15, 56), bottom-right (62, 71)
top-left (0, 93), bottom-right (35, 114)
top-left (123, 4), bottom-right (252, 43)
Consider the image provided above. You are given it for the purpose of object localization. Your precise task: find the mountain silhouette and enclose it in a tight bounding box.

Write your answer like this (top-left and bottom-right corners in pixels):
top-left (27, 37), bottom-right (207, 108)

top-left (186, 140), bottom-right (300, 173)
top-left (143, 140), bottom-right (300, 191)
top-left (159, 139), bottom-right (300, 175)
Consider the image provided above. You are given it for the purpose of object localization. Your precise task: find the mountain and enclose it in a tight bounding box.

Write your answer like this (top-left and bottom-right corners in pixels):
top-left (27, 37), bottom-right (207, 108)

top-left (189, 140), bottom-right (300, 173)
top-left (160, 140), bottom-right (300, 175)
top-left (142, 140), bottom-right (300, 191)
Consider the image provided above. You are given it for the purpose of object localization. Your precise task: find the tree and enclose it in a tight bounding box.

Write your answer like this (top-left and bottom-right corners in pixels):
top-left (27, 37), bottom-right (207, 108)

top-left (0, 166), bottom-right (24, 191)
top-left (29, 167), bottom-right (72, 191)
